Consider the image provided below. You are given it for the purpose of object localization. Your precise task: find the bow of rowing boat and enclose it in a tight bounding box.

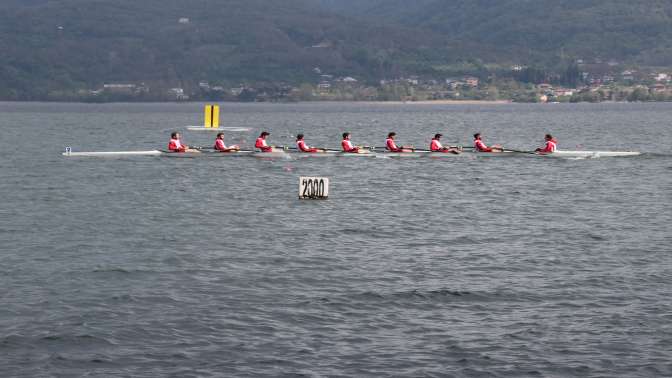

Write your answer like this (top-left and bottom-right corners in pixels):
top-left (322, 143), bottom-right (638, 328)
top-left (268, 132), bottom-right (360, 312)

top-left (63, 150), bottom-right (163, 157)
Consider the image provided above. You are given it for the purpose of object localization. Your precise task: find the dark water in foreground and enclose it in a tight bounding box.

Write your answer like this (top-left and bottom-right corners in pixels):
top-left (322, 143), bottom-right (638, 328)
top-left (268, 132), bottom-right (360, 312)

top-left (1, 102), bottom-right (671, 377)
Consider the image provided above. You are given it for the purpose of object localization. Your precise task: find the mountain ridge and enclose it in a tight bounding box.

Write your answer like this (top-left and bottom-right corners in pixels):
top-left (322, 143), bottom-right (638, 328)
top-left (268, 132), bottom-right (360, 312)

top-left (1, 0), bottom-right (671, 100)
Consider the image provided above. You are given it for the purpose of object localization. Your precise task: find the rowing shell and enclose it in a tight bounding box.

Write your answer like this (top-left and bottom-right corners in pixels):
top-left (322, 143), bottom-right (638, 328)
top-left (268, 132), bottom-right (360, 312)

top-left (62, 149), bottom-right (641, 158)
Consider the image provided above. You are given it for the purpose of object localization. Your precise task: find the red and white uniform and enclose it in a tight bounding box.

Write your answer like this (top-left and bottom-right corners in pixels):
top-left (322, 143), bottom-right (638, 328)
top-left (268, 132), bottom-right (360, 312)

top-left (474, 139), bottom-right (492, 152)
top-left (539, 139), bottom-right (557, 153)
top-left (386, 138), bottom-right (402, 152)
top-left (430, 139), bottom-right (444, 152)
top-left (342, 139), bottom-right (358, 152)
top-left (297, 140), bottom-right (318, 153)
top-left (214, 139), bottom-right (228, 151)
top-left (168, 138), bottom-right (186, 152)
top-left (255, 137), bottom-right (272, 152)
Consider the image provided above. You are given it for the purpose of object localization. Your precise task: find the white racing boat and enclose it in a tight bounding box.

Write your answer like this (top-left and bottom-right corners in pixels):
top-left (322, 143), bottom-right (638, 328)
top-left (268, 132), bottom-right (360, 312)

top-left (63, 147), bottom-right (641, 159)
top-left (62, 150), bottom-right (164, 157)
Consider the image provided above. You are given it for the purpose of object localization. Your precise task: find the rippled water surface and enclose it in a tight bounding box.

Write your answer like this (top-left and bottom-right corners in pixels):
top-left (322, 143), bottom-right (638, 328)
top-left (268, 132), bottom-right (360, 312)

top-left (1, 102), bottom-right (671, 377)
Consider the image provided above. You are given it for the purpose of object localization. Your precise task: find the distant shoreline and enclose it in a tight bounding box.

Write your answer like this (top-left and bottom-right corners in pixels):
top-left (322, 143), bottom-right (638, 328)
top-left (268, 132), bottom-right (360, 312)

top-left (353, 100), bottom-right (513, 105)
top-left (0, 99), bottom-right (515, 105)
top-left (1, 99), bottom-right (668, 106)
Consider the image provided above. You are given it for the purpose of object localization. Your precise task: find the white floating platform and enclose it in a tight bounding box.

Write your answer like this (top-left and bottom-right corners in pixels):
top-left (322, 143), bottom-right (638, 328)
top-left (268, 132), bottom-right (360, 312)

top-left (185, 126), bottom-right (252, 132)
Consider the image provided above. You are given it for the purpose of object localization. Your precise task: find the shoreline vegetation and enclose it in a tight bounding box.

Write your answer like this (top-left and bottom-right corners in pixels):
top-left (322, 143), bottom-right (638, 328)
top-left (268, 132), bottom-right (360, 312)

top-left (2, 99), bottom-right (668, 106)
top-left (3, 1), bottom-right (672, 105)
top-left (9, 76), bottom-right (671, 104)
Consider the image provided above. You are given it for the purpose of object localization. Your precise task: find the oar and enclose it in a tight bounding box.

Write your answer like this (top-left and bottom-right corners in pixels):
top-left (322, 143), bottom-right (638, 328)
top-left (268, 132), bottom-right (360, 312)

top-left (371, 146), bottom-right (417, 152)
top-left (280, 146), bottom-right (335, 152)
top-left (502, 148), bottom-right (537, 155)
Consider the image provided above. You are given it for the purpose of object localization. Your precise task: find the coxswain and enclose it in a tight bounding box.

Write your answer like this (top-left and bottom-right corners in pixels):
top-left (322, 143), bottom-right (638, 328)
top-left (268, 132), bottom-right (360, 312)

top-left (296, 134), bottom-right (325, 153)
top-left (168, 132), bottom-right (197, 153)
top-left (473, 133), bottom-right (504, 152)
top-left (385, 132), bottom-right (414, 152)
top-left (430, 134), bottom-right (461, 154)
top-left (535, 134), bottom-right (558, 154)
top-left (341, 132), bottom-right (361, 153)
top-left (214, 132), bottom-right (240, 152)
top-left (255, 131), bottom-right (274, 152)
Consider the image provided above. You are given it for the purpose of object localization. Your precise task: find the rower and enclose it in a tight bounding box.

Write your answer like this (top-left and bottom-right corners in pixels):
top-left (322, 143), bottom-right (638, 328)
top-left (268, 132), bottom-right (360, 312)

top-left (255, 131), bottom-right (274, 152)
top-left (535, 134), bottom-right (558, 154)
top-left (168, 132), bottom-right (197, 153)
top-left (385, 132), bottom-right (414, 152)
top-left (214, 132), bottom-right (240, 152)
top-left (341, 132), bottom-right (361, 153)
top-left (430, 133), bottom-right (461, 154)
top-left (473, 133), bottom-right (504, 152)
top-left (296, 134), bottom-right (325, 153)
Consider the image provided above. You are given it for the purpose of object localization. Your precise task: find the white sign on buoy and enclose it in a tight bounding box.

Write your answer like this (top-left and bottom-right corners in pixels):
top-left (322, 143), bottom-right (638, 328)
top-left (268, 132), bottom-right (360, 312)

top-left (299, 177), bottom-right (329, 200)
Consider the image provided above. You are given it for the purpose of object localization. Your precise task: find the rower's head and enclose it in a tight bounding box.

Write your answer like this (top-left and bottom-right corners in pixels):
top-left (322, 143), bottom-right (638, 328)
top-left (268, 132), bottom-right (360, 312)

top-left (296, 134), bottom-right (304, 141)
top-left (474, 133), bottom-right (481, 140)
top-left (216, 132), bottom-right (224, 139)
top-left (171, 132), bottom-right (180, 139)
top-left (260, 131), bottom-right (270, 138)
top-left (342, 132), bottom-right (350, 140)
top-left (434, 133), bottom-right (442, 140)
top-left (545, 134), bottom-right (553, 141)
top-left (387, 132), bottom-right (396, 139)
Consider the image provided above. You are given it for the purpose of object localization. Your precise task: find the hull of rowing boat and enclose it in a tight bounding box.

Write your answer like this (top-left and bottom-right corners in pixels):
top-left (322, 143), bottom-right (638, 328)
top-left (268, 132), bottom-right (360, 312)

top-left (63, 150), bottom-right (163, 157)
top-left (251, 151), bottom-right (289, 158)
top-left (543, 150), bottom-right (641, 158)
top-left (427, 152), bottom-right (464, 158)
top-left (469, 151), bottom-right (528, 157)
top-left (374, 151), bottom-right (428, 158)
top-left (161, 150), bottom-right (255, 158)
top-left (62, 149), bottom-right (642, 159)
top-left (293, 151), bottom-right (339, 157)
top-left (292, 151), bottom-right (377, 157)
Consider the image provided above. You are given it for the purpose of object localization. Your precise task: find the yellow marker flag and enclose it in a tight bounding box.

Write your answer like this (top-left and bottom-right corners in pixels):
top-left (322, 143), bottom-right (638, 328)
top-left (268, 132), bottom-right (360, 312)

top-left (204, 105), bottom-right (213, 128)
top-left (212, 105), bottom-right (220, 128)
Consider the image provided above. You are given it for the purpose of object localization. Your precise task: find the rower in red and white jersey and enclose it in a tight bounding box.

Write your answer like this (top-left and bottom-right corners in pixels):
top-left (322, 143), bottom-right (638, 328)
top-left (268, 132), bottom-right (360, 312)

top-left (341, 132), bottom-right (361, 153)
top-left (255, 131), bottom-right (274, 152)
top-left (473, 133), bottom-right (504, 152)
top-left (430, 133), bottom-right (461, 154)
top-left (535, 134), bottom-right (557, 154)
top-left (168, 132), bottom-right (198, 153)
top-left (214, 132), bottom-right (240, 152)
top-left (385, 132), bottom-right (414, 152)
top-left (296, 134), bottom-right (325, 153)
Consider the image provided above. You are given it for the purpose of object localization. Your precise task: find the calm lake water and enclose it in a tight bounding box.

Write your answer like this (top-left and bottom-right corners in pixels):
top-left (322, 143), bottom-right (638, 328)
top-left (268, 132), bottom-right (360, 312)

top-left (1, 101), bottom-right (671, 377)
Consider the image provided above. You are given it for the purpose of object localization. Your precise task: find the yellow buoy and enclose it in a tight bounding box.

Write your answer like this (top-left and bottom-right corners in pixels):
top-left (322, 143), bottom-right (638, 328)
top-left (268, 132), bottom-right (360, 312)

top-left (204, 105), bottom-right (220, 128)
top-left (204, 105), bottom-right (213, 128)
